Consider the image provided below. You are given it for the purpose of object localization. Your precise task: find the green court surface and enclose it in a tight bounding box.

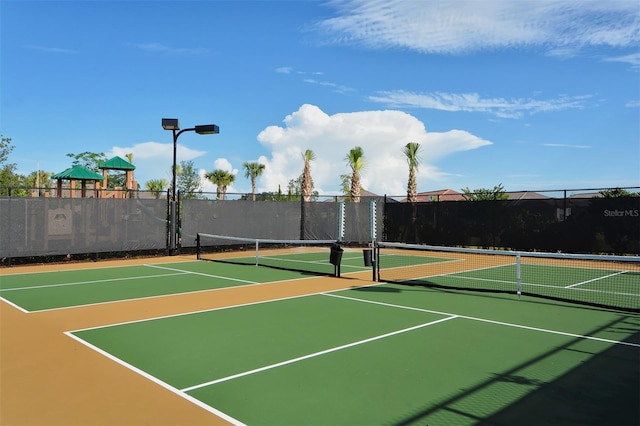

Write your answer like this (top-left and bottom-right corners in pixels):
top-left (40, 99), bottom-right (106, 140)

top-left (383, 254), bottom-right (640, 312)
top-left (0, 250), bottom-right (445, 312)
top-left (3, 250), bottom-right (639, 424)
top-left (0, 250), bottom-right (374, 312)
top-left (69, 284), bottom-right (640, 425)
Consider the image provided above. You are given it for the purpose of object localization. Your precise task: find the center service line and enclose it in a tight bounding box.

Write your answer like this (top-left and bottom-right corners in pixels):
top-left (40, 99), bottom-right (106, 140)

top-left (180, 314), bottom-right (458, 392)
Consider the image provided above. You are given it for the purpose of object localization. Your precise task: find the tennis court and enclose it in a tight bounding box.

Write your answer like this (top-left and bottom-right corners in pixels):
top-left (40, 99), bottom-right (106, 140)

top-left (1, 246), bottom-right (639, 425)
top-left (0, 247), bottom-right (374, 312)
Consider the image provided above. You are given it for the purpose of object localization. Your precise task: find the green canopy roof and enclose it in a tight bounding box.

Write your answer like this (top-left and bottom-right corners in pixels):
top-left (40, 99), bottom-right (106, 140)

top-left (99, 156), bottom-right (135, 170)
top-left (52, 165), bottom-right (104, 180)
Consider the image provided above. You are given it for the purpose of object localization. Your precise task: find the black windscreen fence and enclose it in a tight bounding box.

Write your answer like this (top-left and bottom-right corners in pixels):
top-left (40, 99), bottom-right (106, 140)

top-left (181, 197), bottom-right (384, 248)
top-left (0, 197), bottom-right (168, 259)
top-left (383, 197), bottom-right (640, 254)
top-left (1, 193), bottom-right (636, 261)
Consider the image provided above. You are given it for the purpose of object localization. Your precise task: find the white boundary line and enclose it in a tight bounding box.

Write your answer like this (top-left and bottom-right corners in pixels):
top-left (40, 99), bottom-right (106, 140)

top-left (398, 265), bottom-right (640, 298)
top-left (565, 271), bottom-right (627, 289)
top-left (0, 259), bottom-right (196, 276)
top-left (67, 283), bottom-right (374, 333)
top-left (17, 272), bottom-right (334, 314)
top-left (323, 293), bottom-right (640, 348)
top-left (2, 261), bottom-right (344, 313)
top-left (64, 331), bottom-right (247, 426)
top-left (65, 285), bottom-right (639, 424)
top-left (181, 315), bottom-right (458, 392)
top-left (0, 271), bottom-right (190, 292)
top-left (0, 296), bottom-right (30, 313)
top-left (145, 264), bottom-right (257, 284)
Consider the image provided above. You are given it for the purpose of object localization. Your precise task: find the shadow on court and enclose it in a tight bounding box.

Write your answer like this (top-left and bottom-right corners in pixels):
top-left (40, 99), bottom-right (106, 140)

top-left (393, 316), bottom-right (640, 426)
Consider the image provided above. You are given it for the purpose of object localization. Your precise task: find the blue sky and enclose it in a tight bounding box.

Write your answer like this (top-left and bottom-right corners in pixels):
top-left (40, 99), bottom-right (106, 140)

top-left (2, 0), bottom-right (639, 197)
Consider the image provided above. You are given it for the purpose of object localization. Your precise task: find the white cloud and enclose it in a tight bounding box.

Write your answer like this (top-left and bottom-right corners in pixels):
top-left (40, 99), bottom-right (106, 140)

top-left (26, 45), bottom-right (76, 54)
top-left (303, 78), bottom-right (354, 94)
top-left (542, 143), bottom-right (590, 149)
top-left (603, 52), bottom-right (640, 69)
top-left (106, 142), bottom-right (206, 186)
top-left (199, 159), bottom-right (240, 195)
top-left (108, 142), bottom-right (205, 162)
top-left (369, 91), bottom-right (591, 118)
top-left (253, 104), bottom-right (492, 196)
top-left (132, 43), bottom-right (209, 55)
top-left (316, 0), bottom-right (640, 54)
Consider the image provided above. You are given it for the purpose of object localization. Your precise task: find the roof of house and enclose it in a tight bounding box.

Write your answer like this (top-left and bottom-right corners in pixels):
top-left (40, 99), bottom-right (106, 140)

top-left (329, 189), bottom-right (386, 202)
top-left (569, 192), bottom-right (602, 199)
top-left (52, 165), bottom-right (105, 181)
top-left (506, 191), bottom-right (550, 200)
top-left (404, 189), bottom-right (466, 202)
top-left (99, 156), bottom-right (135, 170)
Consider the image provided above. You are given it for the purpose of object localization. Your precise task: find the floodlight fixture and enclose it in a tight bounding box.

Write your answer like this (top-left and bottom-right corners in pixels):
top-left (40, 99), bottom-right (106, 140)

top-left (162, 118), bottom-right (180, 131)
top-left (195, 124), bottom-right (220, 135)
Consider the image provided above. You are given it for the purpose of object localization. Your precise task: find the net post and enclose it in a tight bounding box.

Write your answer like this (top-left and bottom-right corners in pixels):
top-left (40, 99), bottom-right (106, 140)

top-left (255, 240), bottom-right (259, 266)
top-left (196, 233), bottom-right (201, 260)
top-left (370, 242), bottom-right (376, 281)
top-left (375, 243), bottom-right (380, 282)
top-left (369, 199), bottom-right (378, 281)
top-left (516, 252), bottom-right (522, 300)
top-left (369, 199), bottom-right (377, 241)
top-left (337, 201), bottom-right (345, 241)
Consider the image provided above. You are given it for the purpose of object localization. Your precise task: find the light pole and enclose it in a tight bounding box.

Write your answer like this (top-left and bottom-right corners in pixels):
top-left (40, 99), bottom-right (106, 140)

top-left (162, 118), bottom-right (219, 255)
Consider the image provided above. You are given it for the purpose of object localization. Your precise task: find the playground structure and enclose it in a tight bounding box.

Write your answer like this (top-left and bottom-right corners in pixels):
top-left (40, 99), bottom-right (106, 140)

top-left (96, 156), bottom-right (138, 198)
top-left (50, 156), bottom-right (138, 199)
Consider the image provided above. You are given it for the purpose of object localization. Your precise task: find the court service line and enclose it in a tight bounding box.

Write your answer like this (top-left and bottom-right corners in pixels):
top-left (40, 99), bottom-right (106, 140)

top-left (323, 293), bottom-right (640, 348)
top-left (564, 271), bottom-right (627, 289)
top-left (180, 315), bottom-right (458, 393)
top-left (0, 272), bottom-right (189, 292)
top-left (406, 272), bottom-right (640, 297)
top-left (144, 264), bottom-right (257, 284)
top-left (0, 259), bottom-right (198, 276)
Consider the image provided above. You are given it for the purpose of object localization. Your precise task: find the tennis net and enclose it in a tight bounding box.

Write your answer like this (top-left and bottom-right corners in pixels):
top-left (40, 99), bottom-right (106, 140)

top-left (196, 233), bottom-right (343, 276)
top-left (376, 242), bottom-right (640, 312)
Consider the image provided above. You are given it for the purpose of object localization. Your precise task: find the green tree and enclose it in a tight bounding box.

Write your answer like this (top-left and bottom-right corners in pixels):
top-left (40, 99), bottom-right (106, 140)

top-left (599, 187), bottom-right (639, 198)
top-left (0, 164), bottom-right (25, 195)
top-left (301, 149), bottom-right (315, 202)
top-left (461, 184), bottom-right (508, 201)
top-left (25, 170), bottom-right (53, 195)
top-left (339, 174), bottom-right (351, 200)
top-left (242, 161), bottom-right (265, 201)
top-left (66, 151), bottom-right (107, 171)
top-left (0, 134), bottom-right (14, 166)
top-left (0, 135), bottom-right (28, 195)
top-left (402, 142), bottom-right (422, 203)
top-left (177, 160), bottom-right (204, 199)
top-left (145, 179), bottom-right (168, 199)
top-left (205, 169), bottom-right (235, 200)
top-left (345, 146), bottom-right (366, 203)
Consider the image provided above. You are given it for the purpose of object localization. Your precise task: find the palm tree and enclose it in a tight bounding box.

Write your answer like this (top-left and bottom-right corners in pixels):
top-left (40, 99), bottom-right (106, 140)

top-left (205, 169), bottom-right (235, 200)
top-left (345, 146), bottom-right (366, 203)
top-left (301, 149), bottom-right (315, 202)
top-left (242, 162), bottom-right (265, 201)
top-left (145, 179), bottom-right (168, 199)
top-left (402, 142), bottom-right (422, 202)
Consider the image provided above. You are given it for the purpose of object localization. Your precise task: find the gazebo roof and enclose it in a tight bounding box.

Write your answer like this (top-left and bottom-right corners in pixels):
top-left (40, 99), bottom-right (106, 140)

top-left (99, 156), bottom-right (135, 170)
top-left (52, 165), bottom-right (104, 181)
